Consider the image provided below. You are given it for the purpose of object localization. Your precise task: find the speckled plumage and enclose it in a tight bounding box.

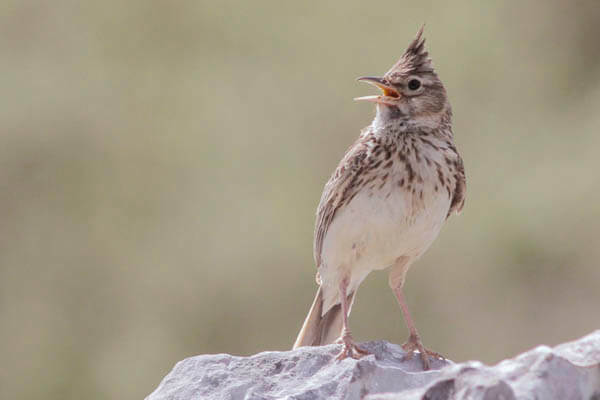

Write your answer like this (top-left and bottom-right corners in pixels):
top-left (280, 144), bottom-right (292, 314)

top-left (295, 27), bottom-right (466, 368)
top-left (315, 121), bottom-right (464, 310)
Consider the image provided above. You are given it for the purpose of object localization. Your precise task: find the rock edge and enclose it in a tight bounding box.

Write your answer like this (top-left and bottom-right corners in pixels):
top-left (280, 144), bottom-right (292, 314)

top-left (146, 330), bottom-right (600, 400)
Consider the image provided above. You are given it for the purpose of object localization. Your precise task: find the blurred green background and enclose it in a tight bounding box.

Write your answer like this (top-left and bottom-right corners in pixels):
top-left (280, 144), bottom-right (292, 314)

top-left (1, 1), bottom-right (600, 399)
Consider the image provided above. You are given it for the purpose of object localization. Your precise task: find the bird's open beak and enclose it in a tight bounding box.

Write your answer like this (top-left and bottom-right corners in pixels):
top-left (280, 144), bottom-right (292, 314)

top-left (355, 76), bottom-right (400, 105)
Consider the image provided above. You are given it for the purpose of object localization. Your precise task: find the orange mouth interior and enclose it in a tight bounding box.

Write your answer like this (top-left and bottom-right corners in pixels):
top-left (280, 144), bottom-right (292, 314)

top-left (382, 87), bottom-right (399, 98)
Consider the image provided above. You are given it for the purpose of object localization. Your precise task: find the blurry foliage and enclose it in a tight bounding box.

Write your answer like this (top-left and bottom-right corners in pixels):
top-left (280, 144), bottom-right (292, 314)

top-left (1, 1), bottom-right (599, 399)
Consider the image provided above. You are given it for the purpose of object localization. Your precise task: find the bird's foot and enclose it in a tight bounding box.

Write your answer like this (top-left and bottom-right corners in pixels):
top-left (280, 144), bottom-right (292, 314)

top-left (401, 333), bottom-right (444, 370)
top-left (334, 330), bottom-right (369, 360)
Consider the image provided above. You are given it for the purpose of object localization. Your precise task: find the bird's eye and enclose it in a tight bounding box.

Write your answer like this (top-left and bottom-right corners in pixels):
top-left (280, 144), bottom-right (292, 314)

top-left (407, 79), bottom-right (421, 91)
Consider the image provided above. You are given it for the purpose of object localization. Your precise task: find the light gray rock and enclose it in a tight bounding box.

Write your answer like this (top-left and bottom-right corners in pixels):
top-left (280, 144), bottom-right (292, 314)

top-left (146, 341), bottom-right (450, 400)
top-left (369, 331), bottom-right (600, 400)
top-left (146, 331), bottom-right (600, 400)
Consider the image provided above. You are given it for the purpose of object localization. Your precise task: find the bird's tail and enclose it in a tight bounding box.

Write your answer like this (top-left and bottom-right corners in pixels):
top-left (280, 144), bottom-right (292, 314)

top-left (293, 286), bottom-right (355, 348)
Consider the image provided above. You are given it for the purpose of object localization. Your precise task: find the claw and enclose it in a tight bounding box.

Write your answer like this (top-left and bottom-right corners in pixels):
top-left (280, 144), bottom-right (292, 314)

top-left (401, 334), bottom-right (444, 370)
top-left (334, 331), bottom-right (370, 360)
top-left (335, 343), bottom-right (369, 360)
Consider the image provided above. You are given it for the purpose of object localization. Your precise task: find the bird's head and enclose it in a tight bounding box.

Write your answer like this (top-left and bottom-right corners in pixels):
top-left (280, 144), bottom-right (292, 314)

top-left (356, 26), bottom-right (450, 128)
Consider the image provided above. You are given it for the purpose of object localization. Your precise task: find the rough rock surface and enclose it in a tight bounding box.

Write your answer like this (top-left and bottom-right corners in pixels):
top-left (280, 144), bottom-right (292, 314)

top-left (146, 331), bottom-right (600, 400)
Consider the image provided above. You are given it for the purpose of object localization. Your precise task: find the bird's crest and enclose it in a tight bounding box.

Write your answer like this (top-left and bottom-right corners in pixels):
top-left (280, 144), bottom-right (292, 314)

top-left (385, 25), bottom-right (434, 78)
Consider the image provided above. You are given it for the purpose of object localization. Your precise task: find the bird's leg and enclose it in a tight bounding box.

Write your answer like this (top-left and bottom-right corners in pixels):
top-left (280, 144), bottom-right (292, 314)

top-left (392, 285), bottom-right (444, 370)
top-left (334, 277), bottom-right (369, 360)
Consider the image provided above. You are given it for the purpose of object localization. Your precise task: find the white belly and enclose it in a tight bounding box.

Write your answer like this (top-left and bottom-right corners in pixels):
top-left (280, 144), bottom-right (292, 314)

top-left (319, 175), bottom-right (451, 313)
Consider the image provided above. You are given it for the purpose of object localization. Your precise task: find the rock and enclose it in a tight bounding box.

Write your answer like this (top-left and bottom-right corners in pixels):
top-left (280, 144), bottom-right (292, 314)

top-left (146, 331), bottom-right (600, 400)
top-left (369, 330), bottom-right (600, 400)
top-left (146, 341), bottom-right (450, 400)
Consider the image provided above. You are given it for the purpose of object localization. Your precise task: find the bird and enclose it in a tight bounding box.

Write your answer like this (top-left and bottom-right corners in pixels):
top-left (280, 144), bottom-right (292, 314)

top-left (292, 26), bottom-right (466, 370)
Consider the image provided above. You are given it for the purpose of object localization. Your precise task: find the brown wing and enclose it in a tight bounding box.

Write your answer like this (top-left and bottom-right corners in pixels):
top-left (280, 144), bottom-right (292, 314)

top-left (448, 155), bottom-right (466, 217)
top-left (313, 135), bottom-right (371, 267)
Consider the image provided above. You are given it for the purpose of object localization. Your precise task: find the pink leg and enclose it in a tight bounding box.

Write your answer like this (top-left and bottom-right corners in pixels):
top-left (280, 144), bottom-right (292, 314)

top-left (392, 285), bottom-right (444, 370)
top-left (335, 278), bottom-right (369, 360)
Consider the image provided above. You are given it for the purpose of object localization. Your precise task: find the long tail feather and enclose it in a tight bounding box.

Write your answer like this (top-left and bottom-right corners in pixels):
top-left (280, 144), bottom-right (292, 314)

top-left (293, 287), bottom-right (354, 348)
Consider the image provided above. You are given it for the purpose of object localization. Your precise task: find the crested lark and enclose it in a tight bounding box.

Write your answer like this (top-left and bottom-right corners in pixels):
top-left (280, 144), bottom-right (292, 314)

top-left (293, 27), bottom-right (466, 370)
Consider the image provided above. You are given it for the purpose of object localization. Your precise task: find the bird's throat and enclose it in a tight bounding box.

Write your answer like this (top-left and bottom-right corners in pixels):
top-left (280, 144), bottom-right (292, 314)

top-left (372, 104), bottom-right (408, 132)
